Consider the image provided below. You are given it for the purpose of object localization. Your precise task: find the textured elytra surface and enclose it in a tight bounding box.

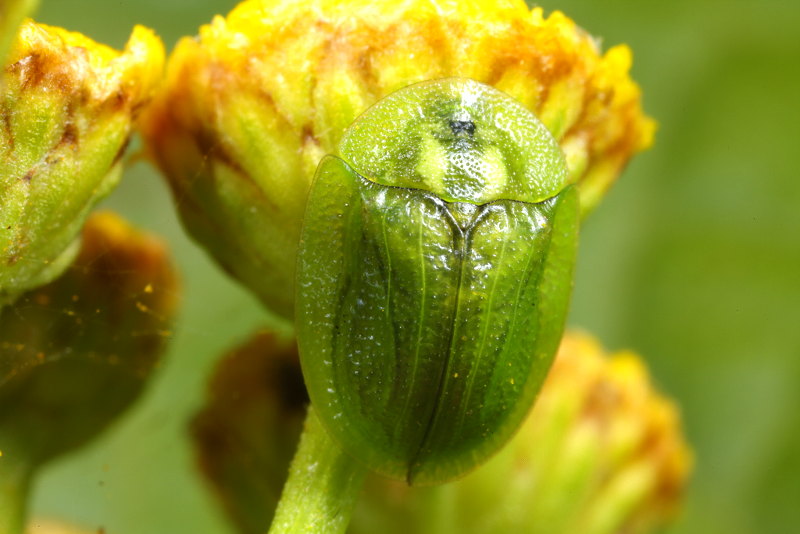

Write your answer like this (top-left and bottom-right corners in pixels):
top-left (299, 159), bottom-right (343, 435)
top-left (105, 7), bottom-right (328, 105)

top-left (297, 156), bottom-right (577, 485)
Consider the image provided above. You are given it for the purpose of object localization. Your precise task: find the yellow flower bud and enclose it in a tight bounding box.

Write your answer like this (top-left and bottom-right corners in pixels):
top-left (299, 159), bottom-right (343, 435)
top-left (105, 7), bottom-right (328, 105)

top-left (141, 0), bottom-right (654, 319)
top-left (0, 20), bottom-right (164, 307)
top-left (0, 212), bottom-right (178, 533)
top-left (189, 330), bottom-right (689, 534)
top-left (0, 210), bottom-right (178, 462)
top-left (370, 331), bottom-right (693, 534)
top-left (192, 330), bottom-right (308, 533)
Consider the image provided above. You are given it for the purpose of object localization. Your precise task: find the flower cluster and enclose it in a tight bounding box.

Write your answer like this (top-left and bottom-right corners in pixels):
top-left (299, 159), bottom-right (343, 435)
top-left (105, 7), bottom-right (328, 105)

top-left (0, 2), bottom-right (686, 534)
top-left (141, 0), bottom-right (654, 319)
top-left (190, 330), bottom-right (690, 534)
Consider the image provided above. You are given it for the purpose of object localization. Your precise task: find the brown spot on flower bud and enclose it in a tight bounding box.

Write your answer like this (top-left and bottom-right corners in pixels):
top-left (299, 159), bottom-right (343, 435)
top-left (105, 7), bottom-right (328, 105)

top-left (1, 21), bottom-right (164, 307)
top-left (141, 0), bottom-right (653, 320)
top-left (192, 330), bottom-right (307, 532)
top-left (0, 211), bottom-right (178, 467)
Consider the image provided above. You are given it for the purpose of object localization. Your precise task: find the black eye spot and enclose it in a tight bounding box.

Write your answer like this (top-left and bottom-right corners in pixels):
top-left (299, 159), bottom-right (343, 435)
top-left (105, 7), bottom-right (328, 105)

top-left (449, 119), bottom-right (476, 136)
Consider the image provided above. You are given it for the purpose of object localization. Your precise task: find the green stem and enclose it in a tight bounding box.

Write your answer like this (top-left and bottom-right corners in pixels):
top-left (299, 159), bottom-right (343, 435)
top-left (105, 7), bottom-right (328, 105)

top-left (0, 451), bottom-right (32, 534)
top-left (268, 406), bottom-right (368, 534)
top-left (414, 483), bottom-right (456, 534)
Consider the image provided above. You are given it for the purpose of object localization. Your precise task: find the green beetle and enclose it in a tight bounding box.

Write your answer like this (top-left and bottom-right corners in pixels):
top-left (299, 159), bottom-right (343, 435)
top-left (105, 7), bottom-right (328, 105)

top-left (296, 78), bottom-right (578, 485)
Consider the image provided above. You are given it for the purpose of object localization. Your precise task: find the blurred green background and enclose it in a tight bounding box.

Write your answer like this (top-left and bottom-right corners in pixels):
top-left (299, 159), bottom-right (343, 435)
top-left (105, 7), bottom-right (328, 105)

top-left (29, 1), bottom-right (800, 533)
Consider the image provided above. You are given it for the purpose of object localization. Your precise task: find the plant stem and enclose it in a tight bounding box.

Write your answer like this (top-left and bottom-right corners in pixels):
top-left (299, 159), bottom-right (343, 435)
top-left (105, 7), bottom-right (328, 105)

top-left (401, 483), bottom-right (456, 534)
top-left (0, 451), bottom-right (32, 534)
top-left (268, 407), bottom-right (368, 534)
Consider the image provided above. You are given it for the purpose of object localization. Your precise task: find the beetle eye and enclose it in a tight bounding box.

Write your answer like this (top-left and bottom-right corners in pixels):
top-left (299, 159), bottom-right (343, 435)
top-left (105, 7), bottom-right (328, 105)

top-left (449, 119), bottom-right (475, 137)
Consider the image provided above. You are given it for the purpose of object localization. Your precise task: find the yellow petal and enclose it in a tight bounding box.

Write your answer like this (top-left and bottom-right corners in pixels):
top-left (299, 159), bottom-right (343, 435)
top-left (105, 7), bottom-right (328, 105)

top-left (140, 0), bottom-right (653, 318)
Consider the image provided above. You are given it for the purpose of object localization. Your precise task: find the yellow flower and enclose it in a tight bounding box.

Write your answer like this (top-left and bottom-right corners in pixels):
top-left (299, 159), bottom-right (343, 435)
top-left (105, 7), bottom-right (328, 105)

top-left (141, 0), bottom-right (654, 320)
top-left (192, 330), bottom-right (307, 532)
top-left (0, 20), bottom-right (164, 307)
top-left (411, 331), bottom-right (693, 534)
top-left (0, 210), bottom-right (178, 463)
top-left (189, 329), bottom-right (690, 534)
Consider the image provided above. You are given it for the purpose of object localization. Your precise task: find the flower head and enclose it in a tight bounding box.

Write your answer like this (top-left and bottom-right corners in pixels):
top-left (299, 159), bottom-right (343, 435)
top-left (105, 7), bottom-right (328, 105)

top-left (189, 330), bottom-right (690, 534)
top-left (0, 211), bottom-right (178, 469)
top-left (419, 331), bottom-right (693, 534)
top-left (0, 20), bottom-right (164, 307)
top-left (192, 330), bottom-right (307, 533)
top-left (141, 0), bottom-right (654, 319)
